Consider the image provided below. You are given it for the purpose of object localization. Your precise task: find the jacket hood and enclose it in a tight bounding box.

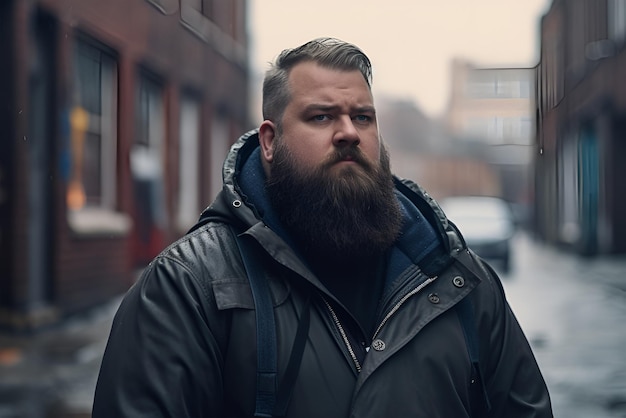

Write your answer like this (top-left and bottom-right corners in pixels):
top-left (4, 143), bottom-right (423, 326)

top-left (192, 130), bottom-right (262, 232)
top-left (193, 129), bottom-right (467, 270)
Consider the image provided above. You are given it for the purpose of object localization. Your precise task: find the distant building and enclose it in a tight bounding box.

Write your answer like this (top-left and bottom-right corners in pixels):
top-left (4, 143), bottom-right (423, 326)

top-left (377, 96), bottom-right (446, 155)
top-left (535, 0), bottom-right (626, 255)
top-left (377, 96), bottom-right (500, 201)
top-left (444, 59), bottom-right (536, 210)
top-left (0, 0), bottom-right (251, 330)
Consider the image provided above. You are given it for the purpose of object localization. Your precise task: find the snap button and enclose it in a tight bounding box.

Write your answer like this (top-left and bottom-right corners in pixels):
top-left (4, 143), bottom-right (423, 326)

top-left (428, 293), bottom-right (440, 304)
top-left (232, 200), bottom-right (242, 208)
top-left (452, 276), bottom-right (465, 288)
top-left (371, 339), bottom-right (386, 351)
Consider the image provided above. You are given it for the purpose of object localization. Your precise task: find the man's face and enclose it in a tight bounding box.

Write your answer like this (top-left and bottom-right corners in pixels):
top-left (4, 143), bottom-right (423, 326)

top-left (261, 62), bottom-right (402, 263)
top-left (261, 61), bottom-right (381, 178)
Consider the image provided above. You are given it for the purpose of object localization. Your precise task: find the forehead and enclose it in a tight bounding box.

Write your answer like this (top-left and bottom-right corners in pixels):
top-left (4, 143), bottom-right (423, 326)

top-left (286, 61), bottom-right (373, 105)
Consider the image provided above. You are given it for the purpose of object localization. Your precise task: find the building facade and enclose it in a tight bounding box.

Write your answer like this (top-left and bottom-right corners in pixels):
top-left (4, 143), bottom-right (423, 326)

top-left (535, 0), bottom-right (626, 255)
top-left (444, 59), bottom-right (536, 214)
top-left (0, 0), bottom-right (250, 330)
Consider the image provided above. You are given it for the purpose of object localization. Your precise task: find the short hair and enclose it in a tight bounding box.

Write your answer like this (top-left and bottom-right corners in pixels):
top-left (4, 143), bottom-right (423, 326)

top-left (262, 38), bottom-right (373, 128)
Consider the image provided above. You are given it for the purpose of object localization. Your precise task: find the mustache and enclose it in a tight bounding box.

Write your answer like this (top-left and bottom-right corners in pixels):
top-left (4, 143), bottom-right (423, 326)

top-left (324, 147), bottom-right (374, 170)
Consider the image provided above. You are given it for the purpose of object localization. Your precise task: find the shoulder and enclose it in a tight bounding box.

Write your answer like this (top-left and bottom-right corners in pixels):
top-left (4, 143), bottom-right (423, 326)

top-left (163, 221), bottom-right (239, 271)
top-left (131, 221), bottom-right (243, 301)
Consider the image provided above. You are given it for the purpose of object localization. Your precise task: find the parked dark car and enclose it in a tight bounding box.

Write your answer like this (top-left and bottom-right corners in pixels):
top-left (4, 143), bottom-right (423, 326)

top-left (440, 196), bottom-right (516, 272)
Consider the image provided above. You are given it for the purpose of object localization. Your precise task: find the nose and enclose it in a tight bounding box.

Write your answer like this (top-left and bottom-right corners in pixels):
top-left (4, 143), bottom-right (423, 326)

top-left (332, 115), bottom-right (360, 147)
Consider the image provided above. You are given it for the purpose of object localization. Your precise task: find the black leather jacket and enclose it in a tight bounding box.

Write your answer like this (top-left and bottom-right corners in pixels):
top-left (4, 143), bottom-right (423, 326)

top-left (93, 130), bottom-right (552, 417)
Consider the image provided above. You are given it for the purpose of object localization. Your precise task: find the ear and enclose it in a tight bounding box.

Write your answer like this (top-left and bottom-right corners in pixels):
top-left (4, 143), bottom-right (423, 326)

top-left (259, 120), bottom-right (277, 164)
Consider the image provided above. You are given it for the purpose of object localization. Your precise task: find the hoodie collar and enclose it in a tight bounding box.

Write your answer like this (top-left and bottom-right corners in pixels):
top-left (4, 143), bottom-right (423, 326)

top-left (235, 138), bottom-right (448, 280)
top-left (238, 146), bottom-right (300, 251)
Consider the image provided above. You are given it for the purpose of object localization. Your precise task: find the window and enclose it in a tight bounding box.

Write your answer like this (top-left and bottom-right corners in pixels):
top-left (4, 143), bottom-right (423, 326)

top-left (68, 37), bottom-right (130, 236)
top-left (466, 70), bottom-right (532, 99)
top-left (609, 0), bottom-right (626, 42)
top-left (464, 117), bottom-right (489, 139)
top-left (185, 0), bottom-right (213, 18)
top-left (519, 117), bottom-right (533, 144)
top-left (486, 117), bottom-right (503, 143)
top-left (135, 75), bottom-right (164, 150)
top-left (70, 38), bottom-right (117, 210)
top-left (131, 73), bottom-right (167, 229)
top-left (176, 96), bottom-right (201, 231)
top-left (493, 73), bottom-right (530, 99)
top-left (209, 115), bottom-right (230, 201)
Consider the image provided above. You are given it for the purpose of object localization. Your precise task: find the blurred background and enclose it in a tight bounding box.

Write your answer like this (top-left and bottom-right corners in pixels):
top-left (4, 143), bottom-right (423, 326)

top-left (1, 0), bottom-right (625, 417)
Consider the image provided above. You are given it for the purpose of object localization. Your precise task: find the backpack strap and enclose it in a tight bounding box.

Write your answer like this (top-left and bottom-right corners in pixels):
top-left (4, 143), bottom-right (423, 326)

top-left (273, 293), bottom-right (311, 417)
top-left (233, 229), bottom-right (311, 418)
top-left (234, 231), bottom-right (277, 417)
top-left (456, 296), bottom-right (491, 417)
top-left (235, 226), bottom-right (487, 417)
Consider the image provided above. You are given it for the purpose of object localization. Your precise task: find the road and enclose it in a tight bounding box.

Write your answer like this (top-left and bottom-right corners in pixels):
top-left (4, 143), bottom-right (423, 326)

top-left (498, 232), bottom-right (626, 418)
top-left (1, 232), bottom-right (625, 417)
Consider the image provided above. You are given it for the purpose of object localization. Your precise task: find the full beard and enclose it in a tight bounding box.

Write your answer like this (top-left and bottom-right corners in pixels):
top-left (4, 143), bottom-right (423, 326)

top-left (265, 139), bottom-right (403, 265)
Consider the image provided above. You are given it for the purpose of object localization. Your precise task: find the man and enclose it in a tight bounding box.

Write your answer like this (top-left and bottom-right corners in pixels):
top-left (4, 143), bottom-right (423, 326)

top-left (93, 38), bottom-right (553, 417)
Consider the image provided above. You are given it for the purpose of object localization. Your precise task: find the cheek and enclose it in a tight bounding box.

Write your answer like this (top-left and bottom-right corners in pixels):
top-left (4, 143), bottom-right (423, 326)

top-left (288, 137), bottom-right (328, 165)
top-left (362, 142), bottom-right (382, 164)
top-left (294, 148), bottom-right (327, 170)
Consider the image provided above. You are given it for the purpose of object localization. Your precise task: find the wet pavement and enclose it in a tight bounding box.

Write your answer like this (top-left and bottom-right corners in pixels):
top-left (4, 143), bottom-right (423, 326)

top-left (0, 297), bottom-right (121, 418)
top-left (0, 232), bottom-right (625, 417)
top-left (500, 233), bottom-right (626, 418)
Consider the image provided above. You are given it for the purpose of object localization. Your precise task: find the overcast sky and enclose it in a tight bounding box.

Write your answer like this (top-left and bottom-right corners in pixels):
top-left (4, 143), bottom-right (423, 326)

top-left (248, 0), bottom-right (551, 118)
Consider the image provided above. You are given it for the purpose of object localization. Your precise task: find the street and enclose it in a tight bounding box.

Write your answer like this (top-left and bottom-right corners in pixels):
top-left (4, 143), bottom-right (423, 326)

top-left (499, 232), bottom-right (626, 418)
top-left (1, 232), bottom-right (626, 417)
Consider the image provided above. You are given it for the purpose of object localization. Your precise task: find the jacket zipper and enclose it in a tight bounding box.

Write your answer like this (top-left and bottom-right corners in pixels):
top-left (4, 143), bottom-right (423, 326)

top-left (322, 275), bottom-right (438, 373)
top-left (371, 275), bottom-right (438, 341)
top-left (322, 297), bottom-right (362, 373)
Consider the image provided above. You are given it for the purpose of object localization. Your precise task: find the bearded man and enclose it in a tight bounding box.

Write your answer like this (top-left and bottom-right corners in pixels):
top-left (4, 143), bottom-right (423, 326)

top-left (93, 38), bottom-right (553, 418)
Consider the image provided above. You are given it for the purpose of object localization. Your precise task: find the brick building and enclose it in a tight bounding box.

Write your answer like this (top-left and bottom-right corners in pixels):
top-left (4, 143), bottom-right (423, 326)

top-left (0, 0), bottom-right (251, 330)
top-left (535, 0), bottom-right (626, 255)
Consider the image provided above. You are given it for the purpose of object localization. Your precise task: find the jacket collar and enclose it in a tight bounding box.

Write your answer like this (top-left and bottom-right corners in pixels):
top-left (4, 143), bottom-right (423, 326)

top-left (238, 145), bottom-right (300, 254)
top-left (234, 133), bottom-right (450, 280)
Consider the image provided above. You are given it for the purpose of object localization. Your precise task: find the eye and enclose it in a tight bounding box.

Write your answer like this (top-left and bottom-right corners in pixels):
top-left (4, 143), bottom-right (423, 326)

top-left (312, 114), bottom-right (331, 122)
top-left (353, 115), bottom-right (372, 124)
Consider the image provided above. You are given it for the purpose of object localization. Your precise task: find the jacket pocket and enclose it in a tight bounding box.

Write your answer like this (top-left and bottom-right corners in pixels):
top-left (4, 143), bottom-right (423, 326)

top-left (212, 279), bottom-right (254, 310)
top-left (212, 276), bottom-right (290, 311)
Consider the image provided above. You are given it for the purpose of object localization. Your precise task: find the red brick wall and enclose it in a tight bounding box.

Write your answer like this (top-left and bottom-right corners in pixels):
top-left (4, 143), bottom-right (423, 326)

top-left (3, 0), bottom-right (250, 328)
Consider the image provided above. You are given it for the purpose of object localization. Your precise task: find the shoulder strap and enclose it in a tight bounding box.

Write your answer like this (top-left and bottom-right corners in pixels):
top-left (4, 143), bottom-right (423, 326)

top-left (233, 226), bottom-right (489, 418)
top-left (233, 231), bottom-right (277, 418)
top-left (233, 229), bottom-right (311, 418)
top-left (456, 296), bottom-right (491, 418)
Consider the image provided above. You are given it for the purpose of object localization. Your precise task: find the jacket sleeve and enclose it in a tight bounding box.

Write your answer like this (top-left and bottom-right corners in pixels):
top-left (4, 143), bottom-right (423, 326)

top-left (475, 260), bottom-right (553, 418)
top-left (92, 255), bottom-right (226, 417)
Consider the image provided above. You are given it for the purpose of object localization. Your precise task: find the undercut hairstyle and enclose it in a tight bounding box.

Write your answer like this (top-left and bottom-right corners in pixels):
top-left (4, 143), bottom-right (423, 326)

top-left (262, 37), bottom-right (373, 129)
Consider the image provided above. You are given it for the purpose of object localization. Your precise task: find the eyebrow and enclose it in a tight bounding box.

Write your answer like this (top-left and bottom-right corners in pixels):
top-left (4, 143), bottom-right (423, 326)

top-left (302, 104), bottom-right (376, 114)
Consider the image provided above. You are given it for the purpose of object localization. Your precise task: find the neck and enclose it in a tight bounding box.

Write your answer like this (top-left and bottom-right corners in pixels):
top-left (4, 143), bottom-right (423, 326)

top-left (307, 248), bottom-right (384, 282)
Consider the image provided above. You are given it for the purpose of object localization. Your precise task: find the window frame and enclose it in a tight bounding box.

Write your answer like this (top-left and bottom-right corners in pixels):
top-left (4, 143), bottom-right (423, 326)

top-left (68, 35), bottom-right (130, 237)
top-left (176, 94), bottom-right (201, 232)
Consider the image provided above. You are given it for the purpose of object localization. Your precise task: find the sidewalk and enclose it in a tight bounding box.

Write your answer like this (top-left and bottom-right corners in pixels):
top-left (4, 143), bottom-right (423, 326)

top-left (1, 235), bottom-right (625, 418)
top-left (0, 297), bottom-right (122, 418)
top-left (501, 233), bottom-right (626, 418)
